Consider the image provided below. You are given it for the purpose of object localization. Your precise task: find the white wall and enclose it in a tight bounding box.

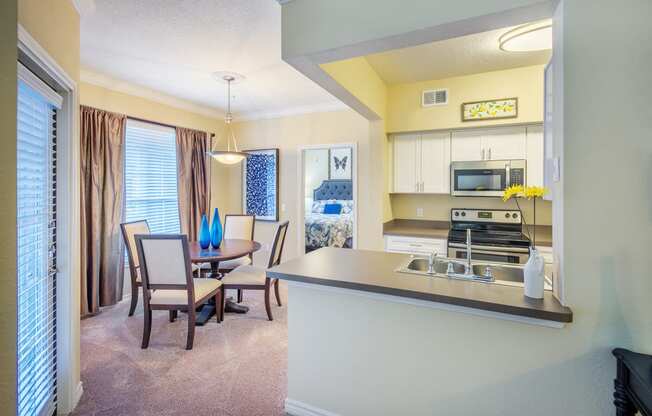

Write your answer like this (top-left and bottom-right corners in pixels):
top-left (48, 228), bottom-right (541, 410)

top-left (303, 148), bottom-right (329, 212)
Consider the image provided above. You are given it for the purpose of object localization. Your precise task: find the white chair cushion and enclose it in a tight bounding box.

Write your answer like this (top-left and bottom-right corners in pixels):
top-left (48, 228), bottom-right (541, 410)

top-left (137, 264), bottom-right (199, 283)
top-left (219, 256), bottom-right (252, 270)
top-left (149, 278), bottom-right (222, 306)
top-left (221, 265), bottom-right (267, 286)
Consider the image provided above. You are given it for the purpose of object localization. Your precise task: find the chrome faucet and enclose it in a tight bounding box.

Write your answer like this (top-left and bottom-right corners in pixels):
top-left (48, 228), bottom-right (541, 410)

top-left (465, 228), bottom-right (473, 275)
top-left (428, 250), bottom-right (438, 273)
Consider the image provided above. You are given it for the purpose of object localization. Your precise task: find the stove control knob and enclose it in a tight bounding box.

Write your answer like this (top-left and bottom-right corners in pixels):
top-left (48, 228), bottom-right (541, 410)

top-left (461, 212), bottom-right (466, 217)
top-left (454, 211), bottom-right (459, 217)
top-left (505, 213), bottom-right (510, 218)
top-left (512, 213), bottom-right (518, 219)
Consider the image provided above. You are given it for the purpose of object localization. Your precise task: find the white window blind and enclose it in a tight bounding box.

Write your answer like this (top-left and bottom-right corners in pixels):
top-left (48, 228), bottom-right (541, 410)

top-left (17, 64), bottom-right (60, 416)
top-left (124, 119), bottom-right (180, 234)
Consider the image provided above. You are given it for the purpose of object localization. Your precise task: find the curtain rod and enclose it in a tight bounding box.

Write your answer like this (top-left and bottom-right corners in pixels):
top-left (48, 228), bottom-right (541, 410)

top-left (127, 115), bottom-right (215, 138)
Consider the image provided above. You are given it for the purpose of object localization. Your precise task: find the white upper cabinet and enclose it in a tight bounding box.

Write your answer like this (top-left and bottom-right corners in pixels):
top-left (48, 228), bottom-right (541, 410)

top-left (526, 125), bottom-right (544, 187)
top-left (482, 126), bottom-right (527, 160)
top-left (420, 132), bottom-right (451, 194)
top-left (392, 132), bottom-right (450, 194)
top-left (392, 134), bottom-right (419, 193)
top-left (452, 126), bottom-right (528, 162)
top-left (392, 125), bottom-right (542, 194)
top-left (451, 129), bottom-right (484, 161)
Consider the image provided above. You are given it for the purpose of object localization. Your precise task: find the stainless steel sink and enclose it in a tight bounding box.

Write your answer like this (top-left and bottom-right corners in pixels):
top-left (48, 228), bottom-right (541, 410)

top-left (396, 256), bottom-right (550, 288)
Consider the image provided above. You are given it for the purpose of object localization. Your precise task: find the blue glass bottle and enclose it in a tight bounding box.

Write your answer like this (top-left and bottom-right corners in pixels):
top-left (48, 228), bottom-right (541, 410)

top-left (210, 207), bottom-right (223, 249)
top-left (198, 214), bottom-right (211, 249)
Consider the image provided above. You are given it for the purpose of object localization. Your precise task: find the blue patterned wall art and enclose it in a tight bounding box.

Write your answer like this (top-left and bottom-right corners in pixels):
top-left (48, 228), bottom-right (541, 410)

top-left (243, 148), bottom-right (279, 221)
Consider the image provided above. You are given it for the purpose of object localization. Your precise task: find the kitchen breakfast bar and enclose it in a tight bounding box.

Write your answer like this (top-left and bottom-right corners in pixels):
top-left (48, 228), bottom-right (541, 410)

top-left (268, 247), bottom-right (574, 416)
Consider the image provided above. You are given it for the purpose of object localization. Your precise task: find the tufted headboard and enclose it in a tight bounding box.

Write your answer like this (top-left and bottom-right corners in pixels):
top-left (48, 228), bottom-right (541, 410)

top-left (313, 180), bottom-right (353, 201)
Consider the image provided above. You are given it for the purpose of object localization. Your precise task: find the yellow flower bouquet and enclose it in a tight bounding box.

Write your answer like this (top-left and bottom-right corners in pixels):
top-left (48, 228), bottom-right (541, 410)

top-left (502, 185), bottom-right (549, 247)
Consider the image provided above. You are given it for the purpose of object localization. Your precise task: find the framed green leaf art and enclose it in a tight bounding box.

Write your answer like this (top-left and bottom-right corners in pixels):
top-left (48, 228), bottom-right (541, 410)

top-left (461, 97), bottom-right (518, 122)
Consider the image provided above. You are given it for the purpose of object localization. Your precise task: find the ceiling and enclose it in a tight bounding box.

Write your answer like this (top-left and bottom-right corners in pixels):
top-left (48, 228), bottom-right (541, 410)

top-left (365, 24), bottom-right (552, 85)
top-left (79, 0), bottom-right (342, 119)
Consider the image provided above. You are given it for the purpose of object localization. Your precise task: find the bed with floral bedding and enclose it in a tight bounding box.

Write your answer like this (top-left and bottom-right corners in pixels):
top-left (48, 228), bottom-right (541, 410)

top-left (305, 180), bottom-right (354, 253)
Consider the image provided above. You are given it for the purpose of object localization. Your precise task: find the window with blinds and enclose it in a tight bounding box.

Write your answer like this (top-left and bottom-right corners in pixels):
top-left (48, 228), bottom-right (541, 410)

top-left (124, 119), bottom-right (180, 234)
top-left (17, 64), bottom-right (61, 416)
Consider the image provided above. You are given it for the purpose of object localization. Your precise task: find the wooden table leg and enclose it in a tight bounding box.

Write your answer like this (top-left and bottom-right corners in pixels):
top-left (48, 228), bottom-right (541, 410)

top-left (195, 260), bottom-right (249, 326)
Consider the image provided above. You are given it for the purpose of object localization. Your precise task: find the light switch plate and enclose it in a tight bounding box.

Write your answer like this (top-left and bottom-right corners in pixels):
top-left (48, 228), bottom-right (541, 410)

top-left (281, 203), bottom-right (286, 212)
top-left (416, 208), bottom-right (424, 218)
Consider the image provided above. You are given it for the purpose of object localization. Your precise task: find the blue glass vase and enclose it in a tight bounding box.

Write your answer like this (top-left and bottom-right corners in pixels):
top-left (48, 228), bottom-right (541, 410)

top-left (198, 214), bottom-right (211, 249)
top-left (210, 207), bottom-right (223, 249)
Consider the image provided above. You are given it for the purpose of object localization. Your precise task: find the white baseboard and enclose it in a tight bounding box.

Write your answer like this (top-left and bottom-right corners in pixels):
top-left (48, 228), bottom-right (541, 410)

top-left (72, 382), bottom-right (84, 411)
top-left (285, 398), bottom-right (340, 416)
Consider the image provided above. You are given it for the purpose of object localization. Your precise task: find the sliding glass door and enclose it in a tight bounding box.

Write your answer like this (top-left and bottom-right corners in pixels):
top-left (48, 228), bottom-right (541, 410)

top-left (17, 64), bottom-right (62, 416)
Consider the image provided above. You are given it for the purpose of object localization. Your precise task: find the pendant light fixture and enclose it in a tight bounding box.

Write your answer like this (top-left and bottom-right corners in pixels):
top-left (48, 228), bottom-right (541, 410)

top-left (499, 19), bottom-right (552, 52)
top-left (208, 74), bottom-right (248, 165)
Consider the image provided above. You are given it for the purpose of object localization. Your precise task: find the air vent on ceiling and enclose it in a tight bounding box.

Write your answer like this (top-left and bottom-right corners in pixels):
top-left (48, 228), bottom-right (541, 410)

top-left (422, 89), bottom-right (448, 107)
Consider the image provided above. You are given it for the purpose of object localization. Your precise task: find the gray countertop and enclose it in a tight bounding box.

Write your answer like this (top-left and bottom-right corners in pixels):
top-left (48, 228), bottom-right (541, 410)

top-left (383, 219), bottom-right (553, 247)
top-left (268, 247), bottom-right (572, 323)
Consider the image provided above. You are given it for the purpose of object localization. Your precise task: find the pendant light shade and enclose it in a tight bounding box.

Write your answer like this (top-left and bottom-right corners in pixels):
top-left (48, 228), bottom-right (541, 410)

top-left (499, 20), bottom-right (552, 52)
top-left (209, 150), bottom-right (247, 165)
top-left (207, 74), bottom-right (248, 164)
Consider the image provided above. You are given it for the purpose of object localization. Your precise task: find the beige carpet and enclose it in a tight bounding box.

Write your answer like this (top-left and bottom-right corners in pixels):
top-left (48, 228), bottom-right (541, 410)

top-left (73, 284), bottom-right (288, 416)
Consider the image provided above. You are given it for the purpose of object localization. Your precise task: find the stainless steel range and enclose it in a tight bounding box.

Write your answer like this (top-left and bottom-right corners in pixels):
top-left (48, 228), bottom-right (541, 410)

top-left (447, 208), bottom-right (530, 264)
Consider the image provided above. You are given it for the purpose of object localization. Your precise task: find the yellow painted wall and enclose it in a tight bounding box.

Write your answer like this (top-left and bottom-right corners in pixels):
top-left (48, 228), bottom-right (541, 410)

top-left (213, 110), bottom-right (385, 264)
top-left (391, 194), bottom-right (552, 226)
top-left (387, 65), bottom-right (544, 133)
top-left (18, 0), bottom-right (80, 80)
top-left (79, 82), bottom-right (230, 222)
top-left (387, 65), bottom-right (550, 224)
top-left (0, 1), bottom-right (17, 413)
top-left (320, 57), bottom-right (387, 120)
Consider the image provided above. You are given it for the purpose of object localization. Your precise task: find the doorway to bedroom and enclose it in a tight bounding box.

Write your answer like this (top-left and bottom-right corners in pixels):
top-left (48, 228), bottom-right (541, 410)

top-left (299, 144), bottom-right (357, 255)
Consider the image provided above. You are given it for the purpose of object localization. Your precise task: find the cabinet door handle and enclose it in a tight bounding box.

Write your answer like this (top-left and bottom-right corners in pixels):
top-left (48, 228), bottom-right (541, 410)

top-left (481, 148), bottom-right (486, 160)
top-left (487, 148), bottom-right (492, 160)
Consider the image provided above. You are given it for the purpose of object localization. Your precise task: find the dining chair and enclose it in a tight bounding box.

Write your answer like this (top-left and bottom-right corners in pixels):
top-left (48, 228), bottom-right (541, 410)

top-left (121, 220), bottom-right (200, 317)
top-left (207, 214), bottom-right (255, 302)
top-left (120, 220), bottom-right (150, 317)
top-left (135, 234), bottom-right (223, 350)
top-left (220, 220), bottom-right (289, 321)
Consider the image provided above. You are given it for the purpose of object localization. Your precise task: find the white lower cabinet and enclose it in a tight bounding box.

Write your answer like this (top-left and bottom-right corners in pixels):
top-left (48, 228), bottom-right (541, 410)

top-left (384, 235), bottom-right (448, 256)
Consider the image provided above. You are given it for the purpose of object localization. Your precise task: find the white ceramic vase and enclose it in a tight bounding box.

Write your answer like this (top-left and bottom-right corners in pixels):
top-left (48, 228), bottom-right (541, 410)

top-left (523, 248), bottom-right (545, 299)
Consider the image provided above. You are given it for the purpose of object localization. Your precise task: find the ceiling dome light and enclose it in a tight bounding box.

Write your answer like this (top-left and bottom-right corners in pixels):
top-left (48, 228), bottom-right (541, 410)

top-left (207, 74), bottom-right (248, 165)
top-left (499, 20), bottom-right (552, 52)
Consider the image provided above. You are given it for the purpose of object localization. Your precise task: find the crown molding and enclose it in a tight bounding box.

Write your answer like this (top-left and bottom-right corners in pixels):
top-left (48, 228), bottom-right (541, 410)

top-left (235, 101), bottom-right (349, 122)
top-left (276, 0), bottom-right (295, 4)
top-left (80, 68), bottom-right (224, 119)
top-left (70, 0), bottom-right (81, 15)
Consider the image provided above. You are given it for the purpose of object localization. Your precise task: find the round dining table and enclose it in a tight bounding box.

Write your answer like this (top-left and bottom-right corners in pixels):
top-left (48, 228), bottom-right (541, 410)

top-left (188, 239), bottom-right (262, 326)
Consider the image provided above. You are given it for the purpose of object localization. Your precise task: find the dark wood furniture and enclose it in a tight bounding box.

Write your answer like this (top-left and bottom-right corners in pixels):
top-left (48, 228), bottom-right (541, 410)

top-left (220, 221), bottom-right (289, 321)
top-left (188, 238), bottom-right (262, 325)
top-left (613, 348), bottom-right (652, 415)
top-left (120, 220), bottom-right (150, 317)
top-left (135, 234), bottom-right (223, 350)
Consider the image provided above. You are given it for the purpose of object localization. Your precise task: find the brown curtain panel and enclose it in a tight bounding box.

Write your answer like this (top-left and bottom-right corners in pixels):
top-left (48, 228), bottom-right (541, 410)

top-left (80, 106), bottom-right (126, 317)
top-left (176, 127), bottom-right (210, 240)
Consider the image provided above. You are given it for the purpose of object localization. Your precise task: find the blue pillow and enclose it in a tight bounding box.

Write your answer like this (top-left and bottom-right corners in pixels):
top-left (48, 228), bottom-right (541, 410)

top-left (323, 203), bottom-right (342, 214)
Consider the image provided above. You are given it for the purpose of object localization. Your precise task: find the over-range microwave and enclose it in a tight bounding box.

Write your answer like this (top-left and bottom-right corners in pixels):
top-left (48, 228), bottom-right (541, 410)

top-left (450, 160), bottom-right (526, 197)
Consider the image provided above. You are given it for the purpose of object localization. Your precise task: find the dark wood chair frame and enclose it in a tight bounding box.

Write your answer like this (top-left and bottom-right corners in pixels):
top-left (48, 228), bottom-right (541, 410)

top-left (135, 234), bottom-right (223, 350)
top-left (120, 220), bottom-right (150, 317)
top-left (613, 348), bottom-right (652, 416)
top-left (219, 214), bottom-right (256, 303)
top-left (220, 220), bottom-right (289, 321)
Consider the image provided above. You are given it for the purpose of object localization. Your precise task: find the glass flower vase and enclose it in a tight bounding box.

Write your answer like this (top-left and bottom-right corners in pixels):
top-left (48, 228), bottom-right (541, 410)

top-left (210, 207), bottom-right (223, 249)
top-left (198, 214), bottom-right (211, 249)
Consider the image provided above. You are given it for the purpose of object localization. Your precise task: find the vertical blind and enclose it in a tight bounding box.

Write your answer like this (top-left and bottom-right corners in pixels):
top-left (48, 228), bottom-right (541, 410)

top-left (124, 119), bottom-right (180, 234)
top-left (17, 64), bottom-right (60, 416)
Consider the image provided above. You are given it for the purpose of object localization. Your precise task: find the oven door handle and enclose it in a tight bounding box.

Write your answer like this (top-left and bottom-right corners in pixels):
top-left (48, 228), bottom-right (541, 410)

top-left (448, 243), bottom-right (530, 254)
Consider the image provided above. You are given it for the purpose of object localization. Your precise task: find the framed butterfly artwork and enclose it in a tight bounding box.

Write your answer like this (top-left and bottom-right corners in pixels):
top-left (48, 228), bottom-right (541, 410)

top-left (329, 147), bottom-right (352, 180)
top-left (242, 148), bottom-right (279, 222)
